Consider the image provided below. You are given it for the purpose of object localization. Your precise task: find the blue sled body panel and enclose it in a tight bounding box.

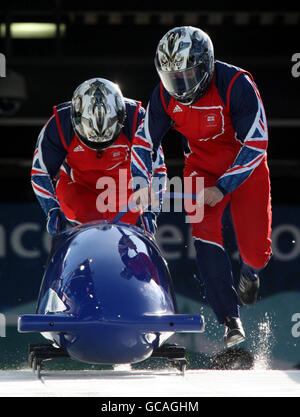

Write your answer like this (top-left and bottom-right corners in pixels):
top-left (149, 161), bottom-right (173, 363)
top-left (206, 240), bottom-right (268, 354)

top-left (18, 221), bottom-right (204, 364)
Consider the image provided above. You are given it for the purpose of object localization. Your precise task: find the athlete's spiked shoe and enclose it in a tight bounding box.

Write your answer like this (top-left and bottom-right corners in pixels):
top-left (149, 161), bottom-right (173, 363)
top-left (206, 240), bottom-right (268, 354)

top-left (224, 317), bottom-right (246, 348)
top-left (238, 274), bottom-right (260, 305)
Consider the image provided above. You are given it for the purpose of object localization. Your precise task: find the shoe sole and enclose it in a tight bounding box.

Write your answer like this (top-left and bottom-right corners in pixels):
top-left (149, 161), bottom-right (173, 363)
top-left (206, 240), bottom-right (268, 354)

top-left (224, 333), bottom-right (246, 349)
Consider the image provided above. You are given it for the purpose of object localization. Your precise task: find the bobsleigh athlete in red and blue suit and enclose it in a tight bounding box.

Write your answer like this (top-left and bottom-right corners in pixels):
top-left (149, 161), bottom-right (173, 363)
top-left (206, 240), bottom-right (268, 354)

top-left (31, 78), bottom-right (166, 238)
top-left (130, 26), bottom-right (272, 347)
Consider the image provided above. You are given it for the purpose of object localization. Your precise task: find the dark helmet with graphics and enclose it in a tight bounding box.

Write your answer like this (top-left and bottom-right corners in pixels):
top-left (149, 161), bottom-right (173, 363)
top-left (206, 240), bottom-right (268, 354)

top-left (155, 26), bottom-right (214, 105)
top-left (71, 78), bottom-right (126, 150)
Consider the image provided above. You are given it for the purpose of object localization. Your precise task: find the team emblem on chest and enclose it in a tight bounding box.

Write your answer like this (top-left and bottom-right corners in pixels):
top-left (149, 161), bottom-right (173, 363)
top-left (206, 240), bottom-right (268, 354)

top-left (206, 113), bottom-right (218, 127)
top-left (190, 105), bottom-right (225, 142)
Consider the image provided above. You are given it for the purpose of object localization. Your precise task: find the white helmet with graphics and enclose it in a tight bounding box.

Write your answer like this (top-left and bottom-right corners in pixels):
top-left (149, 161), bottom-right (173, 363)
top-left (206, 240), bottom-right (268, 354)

top-left (71, 78), bottom-right (126, 150)
top-left (155, 26), bottom-right (214, 105)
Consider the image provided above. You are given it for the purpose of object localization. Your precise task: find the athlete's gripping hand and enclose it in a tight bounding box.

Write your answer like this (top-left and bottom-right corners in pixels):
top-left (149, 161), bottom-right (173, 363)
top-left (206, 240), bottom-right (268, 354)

top-left (46, 207), bottom-right (70, 236)
top-left (197, 186), bottom-right (224, 208)
top-left (132, 187), bottom-right (160, 211)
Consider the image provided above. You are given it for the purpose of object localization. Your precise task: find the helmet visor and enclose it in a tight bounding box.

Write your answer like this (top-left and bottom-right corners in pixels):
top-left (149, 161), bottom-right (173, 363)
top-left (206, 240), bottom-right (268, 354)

top-left (157, 63), bottom-right (207, 101)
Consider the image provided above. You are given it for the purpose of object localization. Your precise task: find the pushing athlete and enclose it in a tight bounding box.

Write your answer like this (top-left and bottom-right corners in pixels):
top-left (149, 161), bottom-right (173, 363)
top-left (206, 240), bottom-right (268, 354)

top-left (31, 78), bottom-right (166, 242)
top-left (131, 26), bottom-right (272, 348)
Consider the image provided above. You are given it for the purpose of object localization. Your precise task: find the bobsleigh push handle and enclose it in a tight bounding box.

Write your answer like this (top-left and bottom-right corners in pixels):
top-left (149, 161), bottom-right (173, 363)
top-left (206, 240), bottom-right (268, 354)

top-left (112, 191), bottom-right (197, 223)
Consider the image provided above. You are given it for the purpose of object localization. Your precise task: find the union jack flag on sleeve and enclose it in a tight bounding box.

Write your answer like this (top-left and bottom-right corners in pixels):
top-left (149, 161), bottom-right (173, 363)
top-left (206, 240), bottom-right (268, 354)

top-left (31, 114), bottom-right (67, 216)
top-left (216, 74), bottom-right (268, 195)
top-left (151, 145), bottom-right (167, 214)
top-left (131, 120), bottom-right (168, 212)
top-left (131, 91), bottom-right (170, 193)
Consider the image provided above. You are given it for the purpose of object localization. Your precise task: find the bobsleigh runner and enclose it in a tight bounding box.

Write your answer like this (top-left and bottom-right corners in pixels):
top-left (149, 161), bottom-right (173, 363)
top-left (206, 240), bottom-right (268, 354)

top-left (18, 199), bottom-right (205, 378)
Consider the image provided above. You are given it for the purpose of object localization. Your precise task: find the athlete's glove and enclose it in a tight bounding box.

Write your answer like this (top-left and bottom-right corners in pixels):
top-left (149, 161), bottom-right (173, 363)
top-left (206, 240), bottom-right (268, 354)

top-left (46, 207), bottom-right (70, 236)
top-left (139, 211), bottom-right (157, 236)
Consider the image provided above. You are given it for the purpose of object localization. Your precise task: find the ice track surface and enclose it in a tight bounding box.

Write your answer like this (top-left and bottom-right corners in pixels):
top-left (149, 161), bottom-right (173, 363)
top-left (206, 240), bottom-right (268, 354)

top-left (1, 367), bottom-right (300, 397)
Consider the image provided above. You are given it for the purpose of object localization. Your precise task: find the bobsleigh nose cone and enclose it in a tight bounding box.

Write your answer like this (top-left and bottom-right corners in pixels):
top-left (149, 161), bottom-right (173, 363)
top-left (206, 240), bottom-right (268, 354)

top-left (67, 324), bottom-right (157, 365)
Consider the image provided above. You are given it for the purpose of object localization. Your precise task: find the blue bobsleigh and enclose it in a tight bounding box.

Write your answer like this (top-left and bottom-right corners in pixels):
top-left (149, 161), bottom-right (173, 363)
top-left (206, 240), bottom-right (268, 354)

top-left (18, 219), bottom-right (204, 376)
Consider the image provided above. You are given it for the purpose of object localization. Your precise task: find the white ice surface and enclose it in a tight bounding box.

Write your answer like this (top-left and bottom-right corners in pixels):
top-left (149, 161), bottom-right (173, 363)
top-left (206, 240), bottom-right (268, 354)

top-left (1, 368), bottom-right (300, 397)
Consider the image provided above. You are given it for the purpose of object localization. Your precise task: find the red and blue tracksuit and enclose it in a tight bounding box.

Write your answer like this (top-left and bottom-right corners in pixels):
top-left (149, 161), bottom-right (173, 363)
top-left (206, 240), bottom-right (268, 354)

top-left (31, 98), bottom-right (167, 228)
top-left (131, 60), bottom-right (272, 323)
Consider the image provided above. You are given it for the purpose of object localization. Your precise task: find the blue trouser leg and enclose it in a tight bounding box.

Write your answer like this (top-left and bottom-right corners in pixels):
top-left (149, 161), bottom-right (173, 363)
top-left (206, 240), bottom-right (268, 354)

top-left (194, 239), bottom-right (240, 324)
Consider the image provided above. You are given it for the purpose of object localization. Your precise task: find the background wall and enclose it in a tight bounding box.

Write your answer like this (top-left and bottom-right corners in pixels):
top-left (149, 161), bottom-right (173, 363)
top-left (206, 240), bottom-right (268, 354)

top-left (0, 2), bottom-right (299, 369)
